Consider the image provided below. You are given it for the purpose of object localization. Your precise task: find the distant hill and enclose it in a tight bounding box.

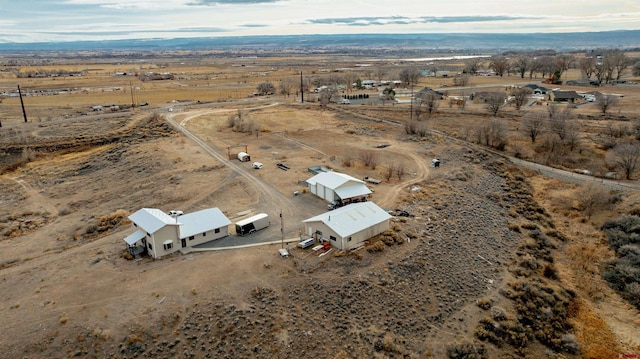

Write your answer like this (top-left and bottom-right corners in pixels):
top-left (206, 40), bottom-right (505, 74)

top-left (1, 30), bottom-right (639, 53)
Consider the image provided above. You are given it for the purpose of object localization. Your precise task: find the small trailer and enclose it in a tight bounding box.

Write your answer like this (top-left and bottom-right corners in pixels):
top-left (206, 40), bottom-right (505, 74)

top-left (235, 213), bottom-right (269, 236)
top-left (363, 176), bottom-right (382, 184)
top-left (237, 152), bottom-right (251, 162)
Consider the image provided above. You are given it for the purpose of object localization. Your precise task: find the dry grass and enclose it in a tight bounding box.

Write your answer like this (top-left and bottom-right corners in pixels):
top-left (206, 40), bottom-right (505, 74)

top-left (571, 298), bottom-right (621, 359)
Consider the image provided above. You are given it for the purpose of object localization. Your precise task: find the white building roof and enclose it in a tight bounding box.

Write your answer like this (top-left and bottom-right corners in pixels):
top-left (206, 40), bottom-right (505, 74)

top-left (178, 208), bottom-right (231, 239)
top-left (129, 208), bottom-right (181, 234)
top-left (303, 202), bottom-right (391, 238)
top-left (335, 183), bottom-right (372, 199)
top-left (306, 171), bottom-right (365, 190)
top-left (124, 230), bottom-right (145, 245)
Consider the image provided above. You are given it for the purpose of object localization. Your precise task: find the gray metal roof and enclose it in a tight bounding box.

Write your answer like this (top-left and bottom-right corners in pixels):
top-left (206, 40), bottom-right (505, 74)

top-left (303, 202), bottom-right (391, 238)
top-left (178, 208), bottom-right (231, 239)
top-left (129, 208), bottom-right (180, 234)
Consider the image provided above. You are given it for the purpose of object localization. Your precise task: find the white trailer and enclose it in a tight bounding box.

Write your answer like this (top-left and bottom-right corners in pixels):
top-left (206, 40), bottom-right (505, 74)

top-left (235, 213), bottom-right (269, 236)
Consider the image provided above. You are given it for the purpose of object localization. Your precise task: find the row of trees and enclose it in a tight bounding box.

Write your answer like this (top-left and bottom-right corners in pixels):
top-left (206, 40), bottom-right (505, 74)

top-left (469, 50), bottom-right (636, 85)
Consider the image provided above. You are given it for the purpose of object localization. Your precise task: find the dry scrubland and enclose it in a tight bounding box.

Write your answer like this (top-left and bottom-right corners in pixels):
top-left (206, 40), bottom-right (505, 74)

top-left (1, 53), bottom-right (640, 358)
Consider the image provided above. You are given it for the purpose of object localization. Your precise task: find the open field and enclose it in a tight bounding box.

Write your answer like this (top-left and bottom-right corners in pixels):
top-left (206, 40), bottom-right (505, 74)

top-left (1, 52), bottom-right (640, 358)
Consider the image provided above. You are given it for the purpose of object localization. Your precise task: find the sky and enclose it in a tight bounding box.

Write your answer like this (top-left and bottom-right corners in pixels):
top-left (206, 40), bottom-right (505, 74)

top-left (1, 0), bottom-right (640, 43)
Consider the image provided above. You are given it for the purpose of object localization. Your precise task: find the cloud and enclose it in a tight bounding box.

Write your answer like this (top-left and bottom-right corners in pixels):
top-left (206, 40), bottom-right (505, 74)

top-left (307, 15), bottom-right (533, 26)
top-left (188, 0), bottom-right (283, 4)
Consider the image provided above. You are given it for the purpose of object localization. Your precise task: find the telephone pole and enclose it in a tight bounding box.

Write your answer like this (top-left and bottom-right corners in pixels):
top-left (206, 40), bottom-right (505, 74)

top-left (17, 85), bottom-right (28, 123)
top-left (300, 72), bottom-right (304, 103)
top-left (280, 209), bottom-right (284, 249)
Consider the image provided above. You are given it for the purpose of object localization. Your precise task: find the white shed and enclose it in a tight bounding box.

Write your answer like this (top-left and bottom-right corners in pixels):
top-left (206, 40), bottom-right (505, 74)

top-left (306, 171), bottom-right (372, 203)
top-left (237, 152), bottom-right (251, 162)
top-left (303, 202), bottom-right (391, 250)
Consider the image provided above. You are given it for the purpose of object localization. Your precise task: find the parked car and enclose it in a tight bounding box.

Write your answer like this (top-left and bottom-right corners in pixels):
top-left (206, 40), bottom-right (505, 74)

top-left (168, 210), bottom-right (183, 216)
top-left (339, 99), bottom-right (351, 104)
top-left (252, 162), bottom-right (263, 169)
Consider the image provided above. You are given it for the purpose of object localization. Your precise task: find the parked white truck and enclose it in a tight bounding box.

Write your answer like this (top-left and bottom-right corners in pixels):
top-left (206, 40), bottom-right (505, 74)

top-left (235, 213), bottom-right (270, 236)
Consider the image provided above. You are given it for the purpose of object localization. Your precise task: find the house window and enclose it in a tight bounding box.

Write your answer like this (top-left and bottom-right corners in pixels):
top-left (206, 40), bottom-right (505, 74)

top-left (133, 223), bottom-right (137, 227)
top-left (347, 237), bottom-right (352, 242)
top-left (148, 243), bottom-right (152, 250)
top-left (146, 232), bottom-right (151, 237)
top-left (214, 228), bottom-right (220, 234)
top-left (330, 235), bottom-right (337, 241)
top-left (203, 232), bottom-right (207, 237)
top-left (163, 242), bottom-right (173, 250)
top-left (189, 236), bottom-right (195, 240)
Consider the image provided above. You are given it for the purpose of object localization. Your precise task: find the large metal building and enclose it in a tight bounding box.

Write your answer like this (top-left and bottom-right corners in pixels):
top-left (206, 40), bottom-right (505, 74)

top-left (306, 171), bottom-right (372, 203)
top-left (302, 202), bottom-right (391, 250)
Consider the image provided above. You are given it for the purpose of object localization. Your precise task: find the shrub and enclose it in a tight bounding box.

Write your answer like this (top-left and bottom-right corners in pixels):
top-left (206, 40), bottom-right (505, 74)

top-left (446, 341), bottom-right (487, 359)
top-left (602, 215), bottom-right (640, 310)
top-left (476, 298), bottom-right (493, 310)
top-left (367, 241), bottom-right (385, 253)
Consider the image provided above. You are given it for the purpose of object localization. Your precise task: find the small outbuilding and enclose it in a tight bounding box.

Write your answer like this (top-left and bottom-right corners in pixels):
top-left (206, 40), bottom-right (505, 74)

top-left (124, 207), bottom-right (231, 259)
top-left (237, 152), bottom-right (251, 162)
top-left (302, 202), bottom-right (391, 250)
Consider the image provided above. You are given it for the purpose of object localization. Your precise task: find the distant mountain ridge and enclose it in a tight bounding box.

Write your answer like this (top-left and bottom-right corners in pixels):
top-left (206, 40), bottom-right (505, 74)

top-left (1, 30), bottom-right (639, 53)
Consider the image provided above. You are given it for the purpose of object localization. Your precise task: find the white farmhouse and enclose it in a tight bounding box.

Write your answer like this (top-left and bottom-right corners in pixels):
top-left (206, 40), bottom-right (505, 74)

top-left (124, 208), bottom-right (231, 259)
top-left (302, 202), bottom-right (391, 250)
top-left (306, 171), bottom-right (372, 204)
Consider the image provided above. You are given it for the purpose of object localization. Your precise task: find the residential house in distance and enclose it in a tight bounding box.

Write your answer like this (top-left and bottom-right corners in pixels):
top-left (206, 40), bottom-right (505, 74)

top-left (549, 90), bottom-right (582, 103)
top-left (523, 84), bottom-right (549, 95)
top-left (302, 202), bottom-right (391, 250)
top-left (124, 208), bottom-right (231, 259)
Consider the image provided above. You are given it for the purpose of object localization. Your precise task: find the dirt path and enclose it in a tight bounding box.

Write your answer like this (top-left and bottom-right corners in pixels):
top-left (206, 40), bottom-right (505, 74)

top-left (165, 104), bottom-right (302, 235)
top-left (376, 152), bottom-right (431, 208)
top-left (8, 177), bottom-right (57, 215)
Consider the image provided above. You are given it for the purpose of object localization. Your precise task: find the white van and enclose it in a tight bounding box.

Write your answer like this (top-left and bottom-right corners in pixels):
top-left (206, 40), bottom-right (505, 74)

top-left (298, 238), bottom-right (315, 249)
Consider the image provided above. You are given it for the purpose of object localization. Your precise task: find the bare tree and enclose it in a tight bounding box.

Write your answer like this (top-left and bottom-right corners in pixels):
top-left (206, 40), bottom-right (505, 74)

top-left (384, 162), bottom-right (396, 181)
top-left (395, 162), bottom-right (407, 180)
top-left (359, 150), bottom-right (378, 169)
top-left (613, 142), bottom-right (640, 180)
top-left (479, 118), bottom-right (509, 150)
top-left (522, 112), bottom-right (545, 143)
top-left (548, 104), bottom-right (572, 140)
top-left (464, 58), bottom-right (483, 75)
top-left (318, 87), bottom-right (339, 109)
top-left (374, 67), bottom-right (387, 85)
top-left (633, 61), bottom-right (640, 77)
top-left (607, 50), bottom-right (630, 81)
top-left (579, 56), bottom-right (596, 79)
top-left (279, 78), bottom-right (295, 97)
top-left (256, 81), bottom-right (276, 95)
top-left (511, 87), bottom-right (532, 111)
top-left (565, 120), bottom-right (581, 151)
top-left (576, 182), bottom-right (610, 219)
top-left (512, 55), bottom-right (532, 79)
top-left (399, 67), bottom-right (422, 87)
top-left (453, 74), bottom-right (470, 87)
top-left (596, 94), bottom-right (619, 114)
top-left (489, 56), bottom-right (510, 77)
top-left (416, 91), bottom-right (440, 117)
top-left (485, 92), bottom-right (506, 116)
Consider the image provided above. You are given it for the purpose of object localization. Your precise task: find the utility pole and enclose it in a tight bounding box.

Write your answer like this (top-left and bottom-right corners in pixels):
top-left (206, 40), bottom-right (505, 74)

top-left (409, 83), bottom-right (414, 121)
top-left (280, 209), bottom-right (284, 249)
top-left (17, 85), bottom-right (27, 123)
top-left (130, 81), bottom-right (135, 108)
top-left (300, 72), bottom-right (304, 103)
